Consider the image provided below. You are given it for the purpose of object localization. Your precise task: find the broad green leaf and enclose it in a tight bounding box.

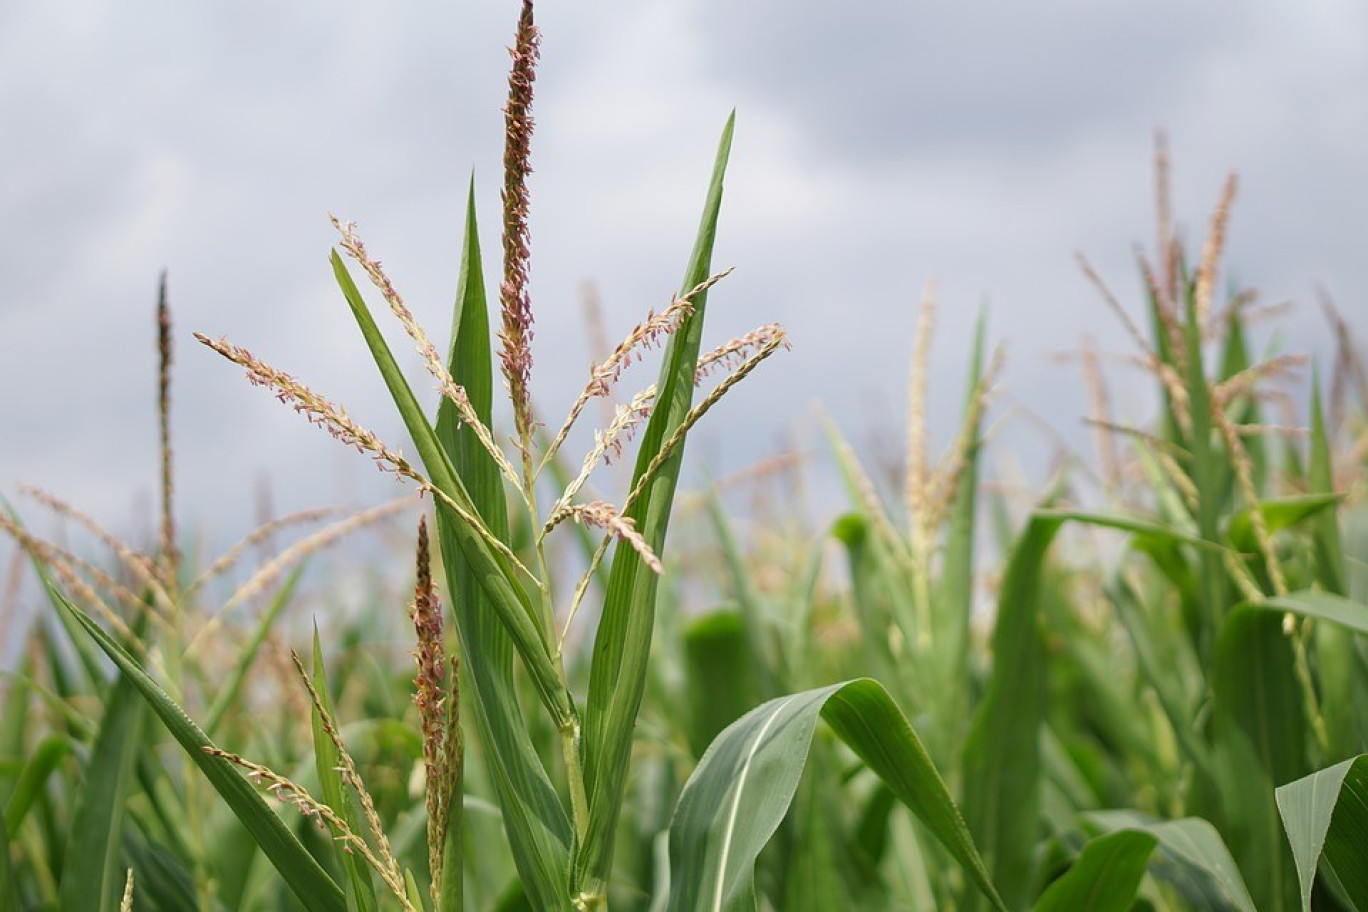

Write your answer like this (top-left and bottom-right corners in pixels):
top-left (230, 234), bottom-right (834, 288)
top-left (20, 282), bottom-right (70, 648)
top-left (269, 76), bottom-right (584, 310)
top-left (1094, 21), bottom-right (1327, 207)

top-left (1089, 811), bottom-right (1257, 912)
top-left (54, 587), bottom-right (347, 912)
top-left (1213, 591), bottom-right (1368, 910)
top-left (1213, 613), bottom-right (1305, 911)
top-left (434, 178), bottom-right (569, 911)
top-left (58, 648), bottom-right (145, 912)
top-left (311, 628), bottom-right (378, 912)
top-left (781, 742), bottom-right (851, 912)
top-left (579, 112), bottom-right (736, 900)
top-left (1275, 754), bottom-right (1368, 911)
top-left (961, 512), bottom-right (1064, 910)
top-left (666, 678), bottom-right (1005, 912)
top-left (1033, 829), bottom-right (1157, 912)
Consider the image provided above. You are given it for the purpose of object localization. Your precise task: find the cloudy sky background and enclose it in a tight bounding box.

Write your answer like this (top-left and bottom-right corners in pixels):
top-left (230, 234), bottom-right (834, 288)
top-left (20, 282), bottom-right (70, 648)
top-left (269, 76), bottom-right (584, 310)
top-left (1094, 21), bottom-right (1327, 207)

top-left (2, 2), bottom-right (1366, 596)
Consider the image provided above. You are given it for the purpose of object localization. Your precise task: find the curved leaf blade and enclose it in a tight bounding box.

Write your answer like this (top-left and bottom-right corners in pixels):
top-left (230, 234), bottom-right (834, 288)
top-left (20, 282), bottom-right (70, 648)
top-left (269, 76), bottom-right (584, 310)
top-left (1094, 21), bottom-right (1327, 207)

top-left (1276, 754), bottom-right (1368, 912)
top-left (579, 112), bottom-right (736, 898)
top-left (666, 678), bottom-right (1005, 912)
top-left (1033, 829), bottom-right (1156, 912)
top-left (1089, 811), bottom-right (1256, 912)
top-left (57, 657), bottom-right (144, 912)
top-left (54, 587), bottom-right (347, 912)
top-left (436, 178), bottom-right (569, 911)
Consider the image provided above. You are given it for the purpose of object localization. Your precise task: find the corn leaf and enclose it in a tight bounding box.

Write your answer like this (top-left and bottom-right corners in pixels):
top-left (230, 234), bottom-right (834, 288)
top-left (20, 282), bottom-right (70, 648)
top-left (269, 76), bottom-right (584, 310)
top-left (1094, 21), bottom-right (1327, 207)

top-left (1225, 494), bottom-right (1342, 554)
top-left (961, 512), bottom-right (1064, 910)
top-left (57, 646), bottom-right (145, 912)
top-left (578, 112), bottom-right (735, 898)
top-left (54, 586), bottom-right (347, 912)
top-left (666, 678), bottom-right (1005, 912)
top-left (1212, 591), bottom-right (1368, 909)
top-left (3, 734), bottom-right (71, 836)
top-left (310, 628), bottom-right (378, 912)
top-left (1307, 370), bottom-right (1347, 596)
top-left (1032, 829), bottom-right (1157, 912)
top-left (435, 178), bottom-right (569, 911)
top-left (1276, 754), bottom-right (1368, 911)
top-left (330, 252), bottom-right (570, 727)
top-left (1088, 811), bottom-right (1257, 912)
top-left (0, 811), bottom-right (16, 912)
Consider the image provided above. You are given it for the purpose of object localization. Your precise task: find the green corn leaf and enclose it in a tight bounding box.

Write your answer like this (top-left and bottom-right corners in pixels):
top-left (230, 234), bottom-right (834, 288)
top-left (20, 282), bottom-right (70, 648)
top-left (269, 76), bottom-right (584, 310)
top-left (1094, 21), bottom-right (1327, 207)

top-left (1211, 592), bottom-right (1368, 909)
top-left (665, 677), bottom-right (1005, 912)
top-left (311, 628), bottom-right (378, 912)
top-left (53, 586), bottom-right (347, 912)
top-left (682, 611), bottom-right (754, 758)
top-left (330, 251), bottom-right (571, 728)
top-left (578, 112), bottom-right (735, 900)
top-left (3, 735), bottom-right (71, 835)
top-left (1033, 829), bottom-right (1157, 912)
top-left (0, 811), bottom-right (17, 912)
top-left (935, 308), bottom-right (988, 740)
top-left (1307, 370), bottom-right (1347, 596)
top-left (1181, 287), bottom-right (1229, 660)
top-left (123, 836), bottom-right (200, 912)
top-left (1225, 494), bottom-right (1343, 554)
top-left (1276, 754), bottom-right (1368, 911)
top-left (961, 512), bottom-right (1065, 911)
top-left (433, 177), bottom-right (570, 911)
top-left (1089, 811), bottom-right (1257, 912)
top-left (57, 615), bottom-right (146, 912)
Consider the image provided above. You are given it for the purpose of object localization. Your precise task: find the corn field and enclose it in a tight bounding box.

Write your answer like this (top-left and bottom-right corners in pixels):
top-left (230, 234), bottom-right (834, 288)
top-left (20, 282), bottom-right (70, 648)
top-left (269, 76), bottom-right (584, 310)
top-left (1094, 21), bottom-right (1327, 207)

top-left (2, 4), bottom-right (1366, 910)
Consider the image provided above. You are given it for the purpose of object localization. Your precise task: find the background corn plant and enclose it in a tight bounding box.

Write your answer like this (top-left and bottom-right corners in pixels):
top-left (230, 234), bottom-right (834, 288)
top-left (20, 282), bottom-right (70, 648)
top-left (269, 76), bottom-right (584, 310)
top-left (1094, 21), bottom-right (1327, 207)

top-left (3, 3), bottom-right (1368, 911)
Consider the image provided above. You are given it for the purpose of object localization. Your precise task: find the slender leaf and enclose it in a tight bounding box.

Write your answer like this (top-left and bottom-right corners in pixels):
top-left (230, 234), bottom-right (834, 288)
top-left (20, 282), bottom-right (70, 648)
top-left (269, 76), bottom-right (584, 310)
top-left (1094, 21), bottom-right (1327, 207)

top-left (1307, 370), bottom-right (1347, 596)
top-left (666, 678), bottom-right (1005, 912)
top-left (54, 587), bottom-right (346, 912)
top-left (961, 512), bottom-right (1065, 910)
top-left (579, 112), bottom-right (735, 899)
top-left (1033, 829), bottom-right (1157, 912)
top-left (311, 628), bottom-right (378, 912)
top-left (330, 251), bottom-right (570, 726)
top-left (935, 309), bottom-right (988, 739)
top-left (433, 178), bottom-right (570, 910)
top-left (57, 651), bottom-right (145, 912)
top-left (4, 735), bottom-right (71, 836)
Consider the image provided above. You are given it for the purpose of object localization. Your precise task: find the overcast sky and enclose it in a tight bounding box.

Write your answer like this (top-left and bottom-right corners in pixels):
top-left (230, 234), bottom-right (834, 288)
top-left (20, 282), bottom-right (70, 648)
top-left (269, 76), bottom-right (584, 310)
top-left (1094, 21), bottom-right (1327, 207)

top-left (2, 1), bottom-right (1366, 583)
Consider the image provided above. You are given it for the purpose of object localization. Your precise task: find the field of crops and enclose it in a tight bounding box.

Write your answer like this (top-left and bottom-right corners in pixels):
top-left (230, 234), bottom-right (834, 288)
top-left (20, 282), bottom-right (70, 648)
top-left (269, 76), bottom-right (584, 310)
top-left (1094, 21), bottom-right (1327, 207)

top-left (3, 4), bottom-right (1366, 911)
